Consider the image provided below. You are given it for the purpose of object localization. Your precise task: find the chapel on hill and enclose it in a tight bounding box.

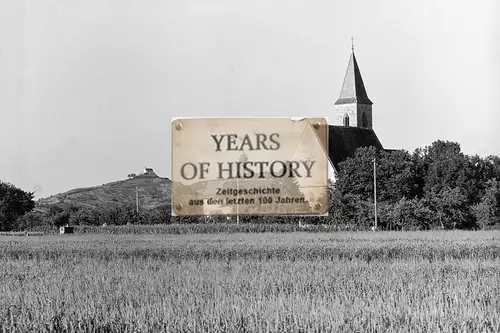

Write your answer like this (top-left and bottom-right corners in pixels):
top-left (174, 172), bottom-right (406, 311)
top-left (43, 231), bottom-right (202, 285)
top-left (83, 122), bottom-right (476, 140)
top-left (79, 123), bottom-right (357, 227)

top-left (326, 46), bottom-right (386, 176)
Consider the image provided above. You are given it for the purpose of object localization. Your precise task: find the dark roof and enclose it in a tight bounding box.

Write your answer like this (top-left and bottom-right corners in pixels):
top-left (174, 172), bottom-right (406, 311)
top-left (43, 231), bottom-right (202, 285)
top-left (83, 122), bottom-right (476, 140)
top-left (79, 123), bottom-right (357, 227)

top-left (328, 125), bottom-right (384, 171)
top-left (335, 52), bottom-right (373, 105)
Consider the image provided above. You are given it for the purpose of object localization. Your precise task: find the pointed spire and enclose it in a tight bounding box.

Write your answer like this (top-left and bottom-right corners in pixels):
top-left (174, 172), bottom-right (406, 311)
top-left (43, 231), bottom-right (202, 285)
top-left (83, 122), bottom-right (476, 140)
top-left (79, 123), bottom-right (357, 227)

top-left (335, 45), bottom-right (372, 105)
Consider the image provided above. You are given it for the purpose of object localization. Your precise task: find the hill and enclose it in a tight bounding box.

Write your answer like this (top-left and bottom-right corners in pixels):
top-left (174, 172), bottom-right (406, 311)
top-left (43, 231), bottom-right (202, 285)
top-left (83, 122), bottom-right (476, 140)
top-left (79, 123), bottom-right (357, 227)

top-left (37, 175), bottom-right (175, 212)
top-left (35, 172), bottom-right (319, 215)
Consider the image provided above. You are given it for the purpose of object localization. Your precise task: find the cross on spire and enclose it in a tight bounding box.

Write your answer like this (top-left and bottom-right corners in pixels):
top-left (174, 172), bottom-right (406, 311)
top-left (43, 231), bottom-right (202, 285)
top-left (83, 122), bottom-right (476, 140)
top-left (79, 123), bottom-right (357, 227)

top-left (351, 36), bottom-right (354, 53)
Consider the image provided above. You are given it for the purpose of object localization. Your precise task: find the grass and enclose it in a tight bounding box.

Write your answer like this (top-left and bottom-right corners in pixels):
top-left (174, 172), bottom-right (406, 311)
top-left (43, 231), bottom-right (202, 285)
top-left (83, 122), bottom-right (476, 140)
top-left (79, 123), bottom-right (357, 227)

top-left (0, 232), bottom-right (44, 237)
top-left (1, 231), bottom-right (499, 332)
top-left (29, 222), bottom-right (357, 236)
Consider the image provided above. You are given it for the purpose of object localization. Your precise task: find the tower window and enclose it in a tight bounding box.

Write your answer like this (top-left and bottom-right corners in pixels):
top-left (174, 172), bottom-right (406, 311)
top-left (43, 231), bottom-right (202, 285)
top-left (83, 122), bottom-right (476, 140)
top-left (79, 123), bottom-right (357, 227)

top-left (343, 114), bottom-right (350, 126)
top-left (362, 112), bottom-right (368, 128)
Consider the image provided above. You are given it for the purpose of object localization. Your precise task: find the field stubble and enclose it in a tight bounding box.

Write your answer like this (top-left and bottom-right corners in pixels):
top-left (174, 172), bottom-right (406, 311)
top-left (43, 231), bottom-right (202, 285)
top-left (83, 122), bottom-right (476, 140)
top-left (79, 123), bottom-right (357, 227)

top-left (1, 231), bottom-right (499, 332)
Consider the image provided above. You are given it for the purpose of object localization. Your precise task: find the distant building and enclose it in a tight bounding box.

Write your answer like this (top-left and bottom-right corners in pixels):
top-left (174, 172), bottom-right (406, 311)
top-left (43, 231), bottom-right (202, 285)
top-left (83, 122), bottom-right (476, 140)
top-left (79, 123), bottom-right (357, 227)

top-left (143, 167), bottom-right (158, 177)
top-left (59, 225), bottom-right (74, 234)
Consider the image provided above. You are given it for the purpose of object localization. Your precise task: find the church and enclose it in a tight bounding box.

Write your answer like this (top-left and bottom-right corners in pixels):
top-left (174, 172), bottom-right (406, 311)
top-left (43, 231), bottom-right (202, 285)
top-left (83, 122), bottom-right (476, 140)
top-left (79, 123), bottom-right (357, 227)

top-left (326, 46), bottom-right (386, 181)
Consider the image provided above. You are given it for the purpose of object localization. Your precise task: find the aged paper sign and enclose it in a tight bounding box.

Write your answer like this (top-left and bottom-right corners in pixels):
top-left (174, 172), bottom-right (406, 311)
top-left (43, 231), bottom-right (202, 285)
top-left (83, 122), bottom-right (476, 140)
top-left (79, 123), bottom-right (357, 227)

top-left (171, 118), bottom-right (328, 216)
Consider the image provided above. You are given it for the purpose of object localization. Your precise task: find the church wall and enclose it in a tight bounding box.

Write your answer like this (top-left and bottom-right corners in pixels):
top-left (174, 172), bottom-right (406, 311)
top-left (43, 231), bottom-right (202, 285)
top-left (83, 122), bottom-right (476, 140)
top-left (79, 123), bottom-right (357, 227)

top-left (357, 104), bottom-right (373, 129)
top-left (334, 104), bottom-right (357, 127)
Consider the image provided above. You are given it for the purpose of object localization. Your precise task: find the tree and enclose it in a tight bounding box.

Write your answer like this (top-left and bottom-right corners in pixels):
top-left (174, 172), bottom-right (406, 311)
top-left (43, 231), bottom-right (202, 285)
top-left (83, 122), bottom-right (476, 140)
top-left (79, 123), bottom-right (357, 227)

top-left (419, 141), bottom-right (470, 197)
top-left (127, 173), bottom-right (136, 179)
top-left (330, 140), bottom-right (500, 230)
top-left (336, 147), bottom-right (417, 203)
top-left (472, 179), bottom-right (500, 229)
top-left (336, 147), bottom-right (377, 201)
top-left (376, 149), bottom-right (417, 201)
top-left (16, 211), bottom-right (45, 231)
top-left (69, 207), bottom-right (98, 226)
top-left (142, 208), bottom-right (171, 224)
top-left (464, 155), bottom-right (491, 204)
top-left (0, 181), bottom-right (36, 231)
top-left (410, 148), bottom-right (427, 198)
top-left (485, 155), bottom-right (500, 180)
top-left (426, 187), bottom-right (472, 229)
top-left (413, 140), bottom-right (490, 210)
top-left (46, 205), bottom-right (70, 228)
top-left (385, 197), bottom-right (433, 231)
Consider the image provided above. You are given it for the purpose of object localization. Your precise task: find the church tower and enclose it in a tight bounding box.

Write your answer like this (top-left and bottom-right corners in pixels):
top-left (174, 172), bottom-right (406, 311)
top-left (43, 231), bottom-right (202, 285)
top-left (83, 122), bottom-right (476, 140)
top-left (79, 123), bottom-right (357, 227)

top-left (334, 45), bottom-right (373, 129)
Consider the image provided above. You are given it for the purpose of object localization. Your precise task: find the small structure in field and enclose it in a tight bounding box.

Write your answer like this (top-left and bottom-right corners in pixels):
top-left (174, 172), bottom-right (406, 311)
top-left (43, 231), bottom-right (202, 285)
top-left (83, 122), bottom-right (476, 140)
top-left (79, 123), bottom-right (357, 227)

top-left (59, 225), bottom-right (74, 234)
top-left (143, 167), bottom-right (158, 177)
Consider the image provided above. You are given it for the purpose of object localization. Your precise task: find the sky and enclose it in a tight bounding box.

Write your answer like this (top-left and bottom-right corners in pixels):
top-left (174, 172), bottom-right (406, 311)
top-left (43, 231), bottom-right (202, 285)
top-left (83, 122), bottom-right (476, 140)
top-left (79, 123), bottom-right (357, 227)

top-left (1, 0), bottom-right (499, 199)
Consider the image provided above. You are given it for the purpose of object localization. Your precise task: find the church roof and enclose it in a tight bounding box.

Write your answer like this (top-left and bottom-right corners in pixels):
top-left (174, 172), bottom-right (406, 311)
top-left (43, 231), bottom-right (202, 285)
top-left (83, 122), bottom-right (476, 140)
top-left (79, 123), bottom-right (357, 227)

top-left (335, 52), bottom-right (373, 105)
top-left (327, 125), bottom-right (383, 171)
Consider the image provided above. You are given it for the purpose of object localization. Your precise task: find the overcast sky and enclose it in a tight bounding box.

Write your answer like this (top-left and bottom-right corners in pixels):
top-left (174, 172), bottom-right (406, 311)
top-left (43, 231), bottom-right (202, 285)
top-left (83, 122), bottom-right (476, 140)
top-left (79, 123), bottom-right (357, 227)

top-left (1, 0), bottom-right (499, 198)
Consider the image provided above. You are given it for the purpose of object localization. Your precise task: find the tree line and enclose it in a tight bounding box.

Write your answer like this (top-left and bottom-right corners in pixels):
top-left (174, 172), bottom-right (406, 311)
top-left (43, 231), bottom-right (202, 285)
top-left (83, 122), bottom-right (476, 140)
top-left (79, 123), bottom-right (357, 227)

top-left (1, 140), bottom-right (500, 232)
top-left (330, 140), bottom-right (500, 230)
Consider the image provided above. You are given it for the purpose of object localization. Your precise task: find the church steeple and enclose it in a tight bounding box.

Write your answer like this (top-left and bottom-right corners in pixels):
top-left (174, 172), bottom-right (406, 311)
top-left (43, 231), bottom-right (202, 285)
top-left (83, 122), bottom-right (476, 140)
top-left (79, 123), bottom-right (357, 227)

top-left (335, 50), bottom-right (372, 106)
top-left (334, 44), bottom-right (373, 129)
